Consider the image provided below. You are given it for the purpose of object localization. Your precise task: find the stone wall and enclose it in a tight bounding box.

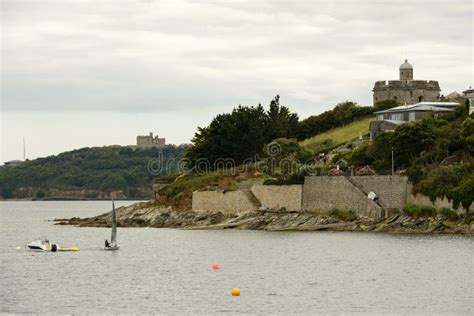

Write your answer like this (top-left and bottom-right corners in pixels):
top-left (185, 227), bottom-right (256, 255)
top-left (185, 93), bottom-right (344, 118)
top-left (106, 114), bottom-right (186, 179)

top-left (192, 190), bottom-right (258, 216)
top-left (250, 184), bottom-right (302, 211)
top-left (348, 175), bottom-right (409, 211)
top-left (372, 80), bottom-right (440, 105)
top-left (302, 176), bottom-right (383, 219)
top-left (192, 176), bottom-right (469, 219)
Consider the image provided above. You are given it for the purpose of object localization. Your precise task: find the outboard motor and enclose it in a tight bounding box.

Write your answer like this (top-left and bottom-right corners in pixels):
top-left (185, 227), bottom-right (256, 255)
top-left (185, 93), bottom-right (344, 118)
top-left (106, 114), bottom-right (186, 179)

top-left (51, 244), bottom-right (59, 252)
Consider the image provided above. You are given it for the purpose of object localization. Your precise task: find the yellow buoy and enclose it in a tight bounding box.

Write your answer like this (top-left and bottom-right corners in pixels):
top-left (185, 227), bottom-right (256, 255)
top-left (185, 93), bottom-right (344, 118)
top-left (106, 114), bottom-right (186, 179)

top-left (231, 288), bottom-right (240, 296)
top-left (59, 247), bottom-right (80, 252)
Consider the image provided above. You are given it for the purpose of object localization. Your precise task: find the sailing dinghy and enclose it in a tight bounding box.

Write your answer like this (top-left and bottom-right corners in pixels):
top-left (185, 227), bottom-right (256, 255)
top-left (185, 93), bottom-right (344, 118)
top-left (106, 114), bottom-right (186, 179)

top-left (104, 199), bottom-right (120, 251)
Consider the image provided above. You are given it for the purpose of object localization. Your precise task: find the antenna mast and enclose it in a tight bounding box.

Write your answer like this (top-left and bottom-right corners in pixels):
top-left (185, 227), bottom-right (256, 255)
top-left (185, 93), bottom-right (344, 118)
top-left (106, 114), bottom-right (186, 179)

top-left (23, 137), bottom-right (26, 161)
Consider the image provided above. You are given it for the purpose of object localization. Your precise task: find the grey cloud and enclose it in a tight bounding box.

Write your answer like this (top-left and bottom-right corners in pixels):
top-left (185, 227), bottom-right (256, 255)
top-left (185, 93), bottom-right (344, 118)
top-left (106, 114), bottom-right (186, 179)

top-left (1, 0), bottom-right (472, 115)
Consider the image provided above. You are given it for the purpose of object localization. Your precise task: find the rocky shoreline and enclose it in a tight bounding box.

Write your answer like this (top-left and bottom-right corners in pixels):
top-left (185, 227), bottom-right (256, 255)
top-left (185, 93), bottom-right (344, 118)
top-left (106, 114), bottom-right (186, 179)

top-left (54, 201), bottom-right (474, 235)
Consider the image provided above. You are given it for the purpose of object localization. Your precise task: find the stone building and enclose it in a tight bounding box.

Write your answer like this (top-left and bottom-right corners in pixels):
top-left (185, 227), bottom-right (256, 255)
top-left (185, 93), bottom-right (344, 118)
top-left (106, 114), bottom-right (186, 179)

top-left (136, 132), bottom-right (166, 148)
top-left (372, 59), bottom-right (441, 105)
top-left (463, 87), bottom-right (474, 114)
top-left (369, 101), bottom-right (458, 140)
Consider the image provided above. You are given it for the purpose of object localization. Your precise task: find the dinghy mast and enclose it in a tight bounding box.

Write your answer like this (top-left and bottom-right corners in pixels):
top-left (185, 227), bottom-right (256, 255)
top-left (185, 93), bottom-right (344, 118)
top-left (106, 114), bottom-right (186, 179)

top-left (111, 199), bottom-right (117, 246)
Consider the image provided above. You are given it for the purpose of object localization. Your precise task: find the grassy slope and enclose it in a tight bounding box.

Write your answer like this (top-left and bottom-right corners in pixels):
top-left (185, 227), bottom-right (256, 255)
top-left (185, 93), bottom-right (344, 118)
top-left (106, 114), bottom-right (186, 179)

top-left (300, 116), bottom-right (374, 153)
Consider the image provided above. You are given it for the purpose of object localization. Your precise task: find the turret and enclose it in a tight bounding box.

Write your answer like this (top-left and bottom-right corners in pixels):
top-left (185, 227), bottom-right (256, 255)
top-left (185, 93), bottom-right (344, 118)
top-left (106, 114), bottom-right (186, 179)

top-left (399, 59), bottom-right (413, 80)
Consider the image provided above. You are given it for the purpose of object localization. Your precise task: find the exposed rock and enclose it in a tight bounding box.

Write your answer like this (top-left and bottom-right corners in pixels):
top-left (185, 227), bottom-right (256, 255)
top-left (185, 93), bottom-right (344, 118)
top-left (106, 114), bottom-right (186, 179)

top-left (386, 214), bottom-right (400, 224)
top-left (54, 201), bottom-right (473, 235)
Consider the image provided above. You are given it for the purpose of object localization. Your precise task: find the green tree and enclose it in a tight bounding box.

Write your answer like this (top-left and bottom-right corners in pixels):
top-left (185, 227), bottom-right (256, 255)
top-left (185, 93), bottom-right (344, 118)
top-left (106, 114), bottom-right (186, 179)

top-left (186, 105), bottom-right (268, 166)
top-left (367, 132), bottom-right (394, 161)
top-left (461, 117), bottom-right (474, 153)
top-left (186, 96), bottom-right (300, 168)
top-left (419, 167), bottom-right (461, 203)
top-left (348, 143), bottom-right (374, 168)
top-left (447, 175), bottom-right (474, 212)
top-left (392, 119), bottom-right (436, 168)
top-left (374, 99), bottom-right (399, 111)
top-left (265, 95), bottom-right (299, 141)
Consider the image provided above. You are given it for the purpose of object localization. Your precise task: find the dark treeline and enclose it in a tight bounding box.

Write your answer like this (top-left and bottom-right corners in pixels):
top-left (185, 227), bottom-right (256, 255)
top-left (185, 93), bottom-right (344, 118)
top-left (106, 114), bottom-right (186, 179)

top-left (297, 101), bottom-right (376, 139)
top-left (0, 145), bottom-right (186, 199)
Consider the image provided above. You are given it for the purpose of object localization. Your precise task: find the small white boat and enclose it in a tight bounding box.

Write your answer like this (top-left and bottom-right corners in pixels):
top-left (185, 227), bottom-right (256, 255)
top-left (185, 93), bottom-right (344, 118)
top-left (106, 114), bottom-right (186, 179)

top-left (27, 238), bottom-right (59, 252)
top-left (104, 200), bottom-right (120, 251)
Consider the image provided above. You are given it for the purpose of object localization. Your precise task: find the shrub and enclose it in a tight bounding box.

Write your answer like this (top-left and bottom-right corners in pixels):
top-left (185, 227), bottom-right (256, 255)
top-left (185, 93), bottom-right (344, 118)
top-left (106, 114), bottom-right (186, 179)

top-left (174, 192), bottom-right (183, 200)
top-left (36, 190), bottom-right (45, 199)
top-left (262, 175), bottom-right (304, 185)
top-left (263, 178), bottom-right (283, 185)
top-left (437, 207), bottom-right (458, 221)
top-left (419, 205), bottom-right (437, 218)
top-left (406, 165), bottom-right (424, 186)
top-left (371, 160), bottom-right (390, 174)
top-left (403, 203), bottom-right (436, 218)
top-left (403, 203), bottom-right (419, 217)
top-left (330, 209), bottom-right (357, 221)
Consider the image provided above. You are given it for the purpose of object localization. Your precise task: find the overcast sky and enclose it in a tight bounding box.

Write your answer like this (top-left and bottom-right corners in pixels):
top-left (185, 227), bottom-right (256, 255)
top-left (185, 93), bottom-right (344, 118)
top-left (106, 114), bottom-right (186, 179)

top-left (1, 0), bottom-right (472, 162)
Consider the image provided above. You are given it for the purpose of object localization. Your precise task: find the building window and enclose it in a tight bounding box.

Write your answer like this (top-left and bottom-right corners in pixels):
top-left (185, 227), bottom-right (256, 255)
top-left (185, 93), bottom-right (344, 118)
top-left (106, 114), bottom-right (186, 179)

top-left (418, 96), bottom-right (423, 102)
top-left (390, 113), bottom-right (404, 121)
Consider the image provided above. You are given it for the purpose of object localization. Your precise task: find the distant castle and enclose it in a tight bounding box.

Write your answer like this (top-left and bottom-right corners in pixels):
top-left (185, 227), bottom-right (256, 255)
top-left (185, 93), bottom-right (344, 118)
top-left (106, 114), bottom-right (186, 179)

top-left (372, 59), bottom-right (441, 105)
top-left (136, 132), bottom-right (165, 148)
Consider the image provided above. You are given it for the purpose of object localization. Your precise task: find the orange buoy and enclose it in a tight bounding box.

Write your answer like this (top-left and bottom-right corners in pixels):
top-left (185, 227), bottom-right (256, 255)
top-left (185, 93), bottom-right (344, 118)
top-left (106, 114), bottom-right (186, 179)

top-left (231, 288), bottom-right (240, 296)
top-left (31, 253), bottom-right (35, 256)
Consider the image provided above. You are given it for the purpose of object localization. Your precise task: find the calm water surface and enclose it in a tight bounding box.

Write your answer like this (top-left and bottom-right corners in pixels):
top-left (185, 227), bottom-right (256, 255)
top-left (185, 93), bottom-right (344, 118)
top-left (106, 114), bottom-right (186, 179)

top-left (0, 201), bottom-right (473, 314)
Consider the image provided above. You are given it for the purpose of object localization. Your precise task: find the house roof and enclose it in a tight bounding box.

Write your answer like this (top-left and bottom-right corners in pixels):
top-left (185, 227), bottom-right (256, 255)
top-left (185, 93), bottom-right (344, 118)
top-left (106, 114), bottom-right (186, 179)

top-left (463, 88), bottom-right (474, 95)
top-left (375, 102), bottom-right (458, 114)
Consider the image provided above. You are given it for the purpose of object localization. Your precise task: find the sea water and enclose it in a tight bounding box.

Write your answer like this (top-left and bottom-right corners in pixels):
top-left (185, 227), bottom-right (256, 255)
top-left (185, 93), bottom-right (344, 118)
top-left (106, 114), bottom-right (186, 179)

top-left (0, 201), bottom-right (472, 314)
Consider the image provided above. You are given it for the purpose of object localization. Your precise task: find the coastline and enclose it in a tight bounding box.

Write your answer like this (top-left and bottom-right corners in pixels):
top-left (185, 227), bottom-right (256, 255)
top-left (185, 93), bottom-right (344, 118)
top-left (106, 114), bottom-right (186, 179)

top-left (55, 201), bottom-right (474, 235)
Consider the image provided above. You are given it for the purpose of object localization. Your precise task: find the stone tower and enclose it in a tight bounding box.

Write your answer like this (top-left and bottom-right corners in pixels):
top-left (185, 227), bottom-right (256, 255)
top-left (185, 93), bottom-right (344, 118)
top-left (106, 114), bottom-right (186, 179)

top-left (399, 59), bottom-right (413, 80)
top-left (372, 59), bottom-right (440, 105)
top-left (136, 132), bottom-right (166, 148)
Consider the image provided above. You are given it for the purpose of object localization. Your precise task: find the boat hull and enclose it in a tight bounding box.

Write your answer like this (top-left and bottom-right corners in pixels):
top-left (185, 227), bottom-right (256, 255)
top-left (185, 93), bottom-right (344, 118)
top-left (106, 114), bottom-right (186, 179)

top-left (27, 239), bottom-right (52, 251)
top-left (104, 245), bottom-right (120, 251)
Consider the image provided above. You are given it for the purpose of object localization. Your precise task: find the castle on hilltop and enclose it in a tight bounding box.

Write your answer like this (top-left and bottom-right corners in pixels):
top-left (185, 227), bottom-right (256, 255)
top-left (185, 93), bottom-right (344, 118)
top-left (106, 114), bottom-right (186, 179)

top-left (372, 59), bottom-right (441, 105)
top-left (136, 132), bottom-right (166, 148)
